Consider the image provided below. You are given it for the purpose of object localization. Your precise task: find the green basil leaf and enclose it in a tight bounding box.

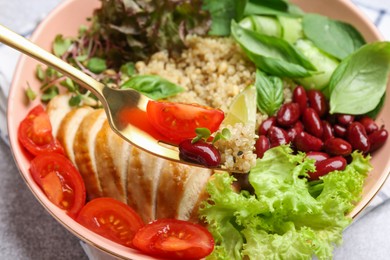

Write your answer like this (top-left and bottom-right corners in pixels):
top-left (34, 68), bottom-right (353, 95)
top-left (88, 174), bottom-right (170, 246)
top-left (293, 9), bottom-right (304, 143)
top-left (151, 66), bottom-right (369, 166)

top-left (203, 0), bottom-right (247, 36)
top-left (244, 0), bottom-right (302, 17)
top-left (329, 42), bottom-right (390, 115)
top-left (254, 70), bottom-right (283, 116)
top-left (53, 35), bottom-right (72, 57)
top-left (231, 21), bottom-right (316, 77)
top-left (303, 14), bottom-right (366, 60)
top-left (121, 75), bottom-right (185, 100)
top-left (87, 57), bottom-right (107, 74)
top-left (365, 92), bottom-right (386, 119)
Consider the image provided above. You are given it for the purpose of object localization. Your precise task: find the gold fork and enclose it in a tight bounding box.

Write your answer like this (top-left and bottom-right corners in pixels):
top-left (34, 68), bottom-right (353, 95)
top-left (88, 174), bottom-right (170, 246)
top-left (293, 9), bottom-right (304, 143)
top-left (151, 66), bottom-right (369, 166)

top-left (0, 24), bottom-right (233, 171)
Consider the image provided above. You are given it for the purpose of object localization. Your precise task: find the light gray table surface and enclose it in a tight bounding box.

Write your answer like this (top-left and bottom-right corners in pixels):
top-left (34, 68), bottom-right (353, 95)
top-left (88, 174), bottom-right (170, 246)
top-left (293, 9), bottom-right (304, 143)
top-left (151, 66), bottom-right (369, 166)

top-left (1, 1), bottom-right (390, 259)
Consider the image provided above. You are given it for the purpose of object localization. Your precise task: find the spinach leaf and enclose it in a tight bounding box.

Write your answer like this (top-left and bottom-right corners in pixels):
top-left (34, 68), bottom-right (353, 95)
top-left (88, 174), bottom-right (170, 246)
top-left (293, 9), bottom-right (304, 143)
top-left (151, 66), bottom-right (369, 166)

top-left (329, 42), bottom-right (390, 115)
top-left (121, 75), bottom-right (185, 100)
top-left (239, 15), bottom-right (282, 37)
top-left (231, 21), bottom-right (316, 77)
top-left (254, 70), bottom-right (283, 116)
top-left (203, 0), bottom-right (247, 36)
top-left (303, 14), bottom-right (366, 60)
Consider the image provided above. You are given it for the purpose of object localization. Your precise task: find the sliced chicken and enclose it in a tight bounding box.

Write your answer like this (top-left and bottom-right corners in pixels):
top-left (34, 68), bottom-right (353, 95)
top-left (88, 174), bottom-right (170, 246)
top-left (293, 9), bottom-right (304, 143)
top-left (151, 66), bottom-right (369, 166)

top-left (126, 147), bottom-right (165, 223)
top-left (46, 94), bottom-right (72, 137)
top-left (155, 162), bottom-right (212, 221)
top-left (95, 121), bottom-right (131, 204)
top-left (73, 109), bottom-right (106, 200)
top-left (56, 106), bottom-right (94, 165)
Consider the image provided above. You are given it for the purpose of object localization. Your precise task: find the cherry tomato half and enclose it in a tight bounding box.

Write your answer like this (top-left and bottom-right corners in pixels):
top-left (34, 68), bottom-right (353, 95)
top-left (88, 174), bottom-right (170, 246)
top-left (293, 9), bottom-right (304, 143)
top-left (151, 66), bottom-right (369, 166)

top-left (146, 101), bottom-right (224, 144)
top-left (18, 105), bottom-right (64, 156)
top-left (133, 218), bottom-right (215, 259)
top-left (76, 198), bottom-right (144, 248)
top-left (30, 153), bottom-right (86, 218)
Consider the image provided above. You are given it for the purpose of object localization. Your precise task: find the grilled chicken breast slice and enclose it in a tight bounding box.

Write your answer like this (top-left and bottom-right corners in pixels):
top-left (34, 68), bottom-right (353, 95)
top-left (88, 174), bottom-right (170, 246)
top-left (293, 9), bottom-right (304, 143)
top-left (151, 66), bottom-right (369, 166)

top-left (56, 106), bottom-right (94, 165)
top-left (73, 109), bottom-right (106, 200)
top-left (46, 94), bottom-right (72, 137)
top-left (95, 121), bottom-right (131, 203)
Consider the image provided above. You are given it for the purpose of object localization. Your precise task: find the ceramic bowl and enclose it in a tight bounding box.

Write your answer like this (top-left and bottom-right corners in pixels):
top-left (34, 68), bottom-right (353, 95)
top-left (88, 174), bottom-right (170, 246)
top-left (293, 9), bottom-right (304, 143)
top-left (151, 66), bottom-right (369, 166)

top-left (7, 0), bottom-right (389, 258)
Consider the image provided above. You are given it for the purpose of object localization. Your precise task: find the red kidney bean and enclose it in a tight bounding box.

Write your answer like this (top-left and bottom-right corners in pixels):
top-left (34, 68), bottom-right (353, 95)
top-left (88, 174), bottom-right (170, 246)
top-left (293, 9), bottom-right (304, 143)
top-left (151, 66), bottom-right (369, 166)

top-left (324, 138), bottom-right (352, 156)
top-left (302, 108), bottom-right (323, 138)
top-left (333, 124), bottom-right (347, 138)
top-left (369, 128), bottom-right (388, 152)
top-left (322, 120), bottom-right (334, 141)
top-left (294, 131), bottom-right (323, 152)
top-left (179, 139), bottom-right (221, 167)
top-left (359, 116), bottom-right (379, 134)
top-left (308, 156), bottom-right (347, 180)
top-left (292, 86), bottom-right (308, 114)
top-left (276, 102), bottom-right (300, 127)
top-left (307, 90), bottom-right (328, 117)
top-left (347, 122), bottom-right (370, 153)
top-left (336, 114), bottom-right (355, 126)
top-left (287, 121), bottom-right (304, 141)
top-left (258, 117), bottom-right (276, 135)
top-left (306, 151), bottom-right (330, 162)
top-left (255, 135), bottom-right (270, 158)
top-left (268, 126), bottom-right (290, 147)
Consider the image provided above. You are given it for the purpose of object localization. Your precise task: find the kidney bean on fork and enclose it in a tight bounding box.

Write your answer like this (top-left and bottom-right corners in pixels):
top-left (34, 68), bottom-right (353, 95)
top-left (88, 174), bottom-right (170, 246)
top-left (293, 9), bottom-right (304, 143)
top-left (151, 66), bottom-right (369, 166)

top-left (179, 139), bottom-right (221, 167)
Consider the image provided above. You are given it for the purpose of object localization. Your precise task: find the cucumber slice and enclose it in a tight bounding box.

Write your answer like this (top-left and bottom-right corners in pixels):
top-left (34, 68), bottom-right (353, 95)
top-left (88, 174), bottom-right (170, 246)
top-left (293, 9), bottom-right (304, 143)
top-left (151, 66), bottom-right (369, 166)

top-left (278, 16), bottom-right (303, 44)
top-left (294, 39), bottom-right (339, 90)
top-left (239, 15), bottom-right (282, 37)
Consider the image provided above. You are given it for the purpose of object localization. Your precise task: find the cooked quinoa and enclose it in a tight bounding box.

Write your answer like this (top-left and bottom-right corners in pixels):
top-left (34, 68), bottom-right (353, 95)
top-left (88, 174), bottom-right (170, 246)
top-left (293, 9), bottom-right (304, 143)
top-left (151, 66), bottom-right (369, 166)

top-left (134, 35), bottom-right (293, 172)
top-left (135, 35), bottom-right (256, 112)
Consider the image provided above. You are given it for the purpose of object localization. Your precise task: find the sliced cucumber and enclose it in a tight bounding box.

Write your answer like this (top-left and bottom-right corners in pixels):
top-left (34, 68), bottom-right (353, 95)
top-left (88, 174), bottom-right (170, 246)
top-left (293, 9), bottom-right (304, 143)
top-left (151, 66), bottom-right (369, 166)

top-left (239, 15), bottom-right (282, 37)
top-left (278, 16), bottom-right (303, 44)
top-left (294, 39), bottom-right (339, 90)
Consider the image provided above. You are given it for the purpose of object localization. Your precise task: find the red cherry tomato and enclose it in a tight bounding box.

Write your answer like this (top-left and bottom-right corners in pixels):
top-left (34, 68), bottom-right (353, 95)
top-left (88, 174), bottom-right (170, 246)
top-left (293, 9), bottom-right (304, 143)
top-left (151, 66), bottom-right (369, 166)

top-left (18, 105), bottom-right (64, 156)
top-left (29, 153), bottom-right (86, 218)
top-left (146, 101), bottom-right (224, 143)
top-left (76, 198), bottom-right (144, 248)
top-left (133, 218), bottom-right (214, 260)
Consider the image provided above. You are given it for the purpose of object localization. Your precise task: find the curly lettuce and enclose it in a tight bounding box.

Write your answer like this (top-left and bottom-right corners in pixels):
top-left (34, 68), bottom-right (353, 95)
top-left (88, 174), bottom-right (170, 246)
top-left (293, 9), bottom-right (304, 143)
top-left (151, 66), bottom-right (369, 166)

top-left (200, 145), bottom-right (371, 260)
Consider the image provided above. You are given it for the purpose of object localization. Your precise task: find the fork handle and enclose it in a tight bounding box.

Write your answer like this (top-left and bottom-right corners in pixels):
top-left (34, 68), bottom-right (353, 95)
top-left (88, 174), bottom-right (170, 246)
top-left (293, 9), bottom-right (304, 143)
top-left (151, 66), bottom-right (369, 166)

top-left (0, 24), bottom-right (104, 98)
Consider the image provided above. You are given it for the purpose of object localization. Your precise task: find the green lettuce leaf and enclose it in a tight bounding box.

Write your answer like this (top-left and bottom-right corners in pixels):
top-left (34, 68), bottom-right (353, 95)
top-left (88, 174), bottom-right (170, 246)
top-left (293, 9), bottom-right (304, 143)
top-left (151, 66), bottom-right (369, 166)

top-left (200, 145), bottom-right (371, 260)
